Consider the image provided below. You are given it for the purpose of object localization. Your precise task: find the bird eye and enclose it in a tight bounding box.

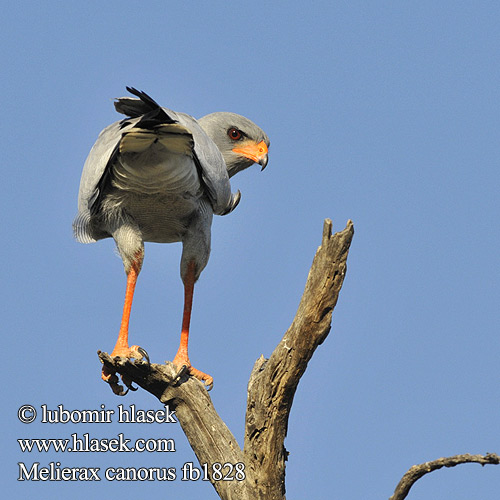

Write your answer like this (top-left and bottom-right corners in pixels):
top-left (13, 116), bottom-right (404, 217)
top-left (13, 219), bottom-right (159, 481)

top-left (227, 128), bottom-right (242, 140)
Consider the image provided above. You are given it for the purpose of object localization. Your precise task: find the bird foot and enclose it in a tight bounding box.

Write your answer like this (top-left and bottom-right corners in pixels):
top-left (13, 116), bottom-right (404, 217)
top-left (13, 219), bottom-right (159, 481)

top-left (172, 354), bottom-right (213, 391)
top-left (101, 345), bottom-right (150, 396)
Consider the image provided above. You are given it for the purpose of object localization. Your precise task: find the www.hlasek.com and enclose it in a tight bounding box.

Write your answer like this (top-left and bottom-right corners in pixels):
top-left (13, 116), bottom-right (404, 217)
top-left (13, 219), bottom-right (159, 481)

top-left (17, 404), bottom-right (245, 482)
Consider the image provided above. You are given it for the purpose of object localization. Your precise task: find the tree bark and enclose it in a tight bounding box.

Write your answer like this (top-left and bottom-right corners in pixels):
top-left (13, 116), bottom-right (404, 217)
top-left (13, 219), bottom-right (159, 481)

top-left (99, 218), bottom-right (499, 498)
top-left (99, 218), bottom-right (354, 499)
top-left (242, 218), bottom-right (353, 498)
top-left (389, 453), bottom-right (500, 500)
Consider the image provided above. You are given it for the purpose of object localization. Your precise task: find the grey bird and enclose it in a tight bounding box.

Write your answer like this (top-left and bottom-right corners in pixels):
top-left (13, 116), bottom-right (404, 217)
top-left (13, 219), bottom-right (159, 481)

top-left (73, 87), bottom-right (269, 393)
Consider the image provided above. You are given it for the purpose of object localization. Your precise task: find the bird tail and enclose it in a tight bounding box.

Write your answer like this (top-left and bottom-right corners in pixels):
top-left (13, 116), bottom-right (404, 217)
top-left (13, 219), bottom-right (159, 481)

top-left (114, 87), bottom-right (162, 117)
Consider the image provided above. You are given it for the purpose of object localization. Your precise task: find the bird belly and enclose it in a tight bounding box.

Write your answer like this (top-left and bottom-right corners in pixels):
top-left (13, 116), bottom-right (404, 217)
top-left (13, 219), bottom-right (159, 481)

top-left (120, 192), bottom-right (201, 243)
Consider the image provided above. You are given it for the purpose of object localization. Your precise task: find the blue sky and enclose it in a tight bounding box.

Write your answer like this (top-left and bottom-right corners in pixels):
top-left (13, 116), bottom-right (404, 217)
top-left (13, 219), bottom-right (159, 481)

top-left (2, 1), bottom-right (499, 498)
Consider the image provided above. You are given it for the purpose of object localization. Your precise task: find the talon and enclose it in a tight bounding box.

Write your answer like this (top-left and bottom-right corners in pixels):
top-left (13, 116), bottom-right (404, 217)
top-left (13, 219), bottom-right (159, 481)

top-left (101, 365), bottom-right (114, 383)
top-left (102, 369), bottom-right (129, 396)
top-left (190, 368), bottom-right (213, 391)
top-left (122, 374), bottom-right (138, 392)
top-left (172, 355), bottom-right (213, 391)
top-left (101, 347), bottom-right (147, 396)
top-left (111, 383), bottom-right (129, 396)
top-left (134, 346), bottom-right (150, 366)
top-left (172, 364), bottom-right (189, 385)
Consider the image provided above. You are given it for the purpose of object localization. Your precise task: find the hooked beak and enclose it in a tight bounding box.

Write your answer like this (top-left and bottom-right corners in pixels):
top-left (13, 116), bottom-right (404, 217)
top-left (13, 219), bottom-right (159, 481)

top-left (258, 153), bottom-right (269, 171)
top-left (232, 140), bottom-right (269, 171)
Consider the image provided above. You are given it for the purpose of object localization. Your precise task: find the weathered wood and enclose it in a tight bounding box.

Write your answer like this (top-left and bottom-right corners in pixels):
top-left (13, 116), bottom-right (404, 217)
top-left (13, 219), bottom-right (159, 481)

top-left (98, 219), bottom-right (354, 499)
top-left (389, 453), bottom-right (500, 500)
top-left (99, 353), bottom-right (251, 499)
top-left (98, 219), bottom-right (498, 499)
top-left (243, 219), bottom-right (354, 499)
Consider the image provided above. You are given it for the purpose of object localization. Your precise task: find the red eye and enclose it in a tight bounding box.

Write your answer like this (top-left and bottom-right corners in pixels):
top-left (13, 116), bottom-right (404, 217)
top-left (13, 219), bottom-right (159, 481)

top-left (228, 128), bottom-right (242, 140)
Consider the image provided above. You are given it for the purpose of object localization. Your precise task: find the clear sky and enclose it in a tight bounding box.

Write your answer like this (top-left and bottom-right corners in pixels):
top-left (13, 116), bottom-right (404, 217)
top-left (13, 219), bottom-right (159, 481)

top-left (3, 1), bottom-right (499, 498)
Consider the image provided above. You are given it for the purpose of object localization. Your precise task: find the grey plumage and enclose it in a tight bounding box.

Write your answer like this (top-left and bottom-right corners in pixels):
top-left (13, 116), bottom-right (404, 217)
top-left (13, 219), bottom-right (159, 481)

top-left (74, 88), bottom-right (269, 391)
top-left (73, 87), bottom-right (269, 282)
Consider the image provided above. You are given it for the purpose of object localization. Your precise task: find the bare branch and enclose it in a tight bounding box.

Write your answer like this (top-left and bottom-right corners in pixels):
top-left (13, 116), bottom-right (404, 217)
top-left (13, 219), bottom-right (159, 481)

top-left (243, 219), bottom-right (355, 499)
top-left (98, 218), bottom-right (354, 499)
top-left (98, 353), bottom-right (250, 500)
top-left (389, 453), bottom-right (500, 500)
top-left (98, 220), bottom-right (498, 500)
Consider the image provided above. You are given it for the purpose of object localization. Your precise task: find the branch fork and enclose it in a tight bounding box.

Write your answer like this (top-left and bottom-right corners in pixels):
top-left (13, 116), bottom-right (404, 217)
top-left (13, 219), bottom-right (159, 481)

top-left (97, 219), bottom-right (498, 499)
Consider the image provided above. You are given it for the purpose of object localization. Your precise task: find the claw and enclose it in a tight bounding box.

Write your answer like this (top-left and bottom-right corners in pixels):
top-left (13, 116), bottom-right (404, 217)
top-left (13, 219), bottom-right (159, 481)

top-left (184, 363), bottom-right (214, 391)
top-left (101, 345), bottom-right (150, 396)
top-left (172, 356), bottom-right (214, 391)
top-left (200, 375), bottom-right (213, 392)
top-left (111, 383), bottom-right (129, 396)
top-left (137, 346), bottom-right (150, 366)
top-left (102, 370), bottom-right (129, 396)
top-left (122, 373), bottom-right (138, 392)
top-left (172, 364), bottom-right (189, 385)
top-left (129, 345), bottom-right (150, 366)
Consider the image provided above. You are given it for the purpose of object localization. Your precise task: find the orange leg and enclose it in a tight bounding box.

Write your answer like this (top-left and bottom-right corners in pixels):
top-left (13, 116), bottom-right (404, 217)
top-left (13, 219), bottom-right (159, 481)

top-left (102, 256), bottom-right (146, 384)
top-left (173, 260), bottom-right (213, 390)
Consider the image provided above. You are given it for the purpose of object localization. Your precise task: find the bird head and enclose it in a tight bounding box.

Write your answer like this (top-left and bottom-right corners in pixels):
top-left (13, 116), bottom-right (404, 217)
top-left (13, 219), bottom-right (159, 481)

top-left (198, 112), bottom-right (269, 178)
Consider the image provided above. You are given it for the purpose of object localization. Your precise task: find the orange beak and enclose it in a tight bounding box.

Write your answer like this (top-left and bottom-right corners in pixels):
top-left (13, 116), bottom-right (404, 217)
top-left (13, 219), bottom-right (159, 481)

top-left (232, 140), bottom-right (269, 170)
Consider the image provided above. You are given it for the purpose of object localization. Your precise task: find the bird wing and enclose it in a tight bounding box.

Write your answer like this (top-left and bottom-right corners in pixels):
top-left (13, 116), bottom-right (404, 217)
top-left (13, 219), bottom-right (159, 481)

top-left (115, 88), bottom-right (238, 215)
top-left (73, 119), bottom-right (126, 242)
top-left (73, 89), bottom-right (239, 243)
top-left (173, 110), bottom-right (239, 215)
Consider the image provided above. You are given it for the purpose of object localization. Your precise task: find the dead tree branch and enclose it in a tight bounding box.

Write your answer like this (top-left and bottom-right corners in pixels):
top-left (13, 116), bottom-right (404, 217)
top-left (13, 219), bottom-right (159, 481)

top-left (389, 453), bottom-right (500, 500)
top-left (243, 218), bottom-right (354, 498)
top-left (98, 219), bottom-right (498, 499)
top-left (98, 353), bottom-right (248, 499)
top-left (99, 218), bottom-right (354, 500)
